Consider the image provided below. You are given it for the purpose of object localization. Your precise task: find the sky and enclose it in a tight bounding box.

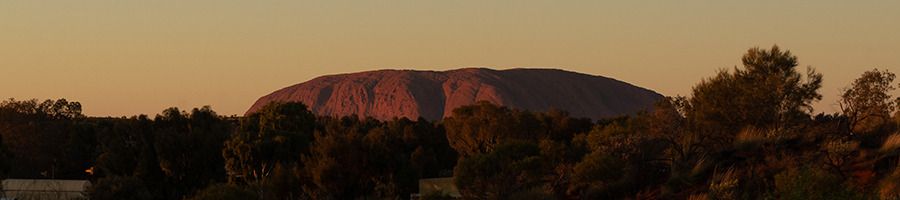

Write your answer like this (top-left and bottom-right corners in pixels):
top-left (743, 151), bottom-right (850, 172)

top-left (1, 1), bottom-right (899, 117)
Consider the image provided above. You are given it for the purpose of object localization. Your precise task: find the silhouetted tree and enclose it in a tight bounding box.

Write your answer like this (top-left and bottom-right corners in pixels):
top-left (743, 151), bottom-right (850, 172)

top-left (223, 102), bottom-right (316, 184)
top-left (686, 45), bottom-right (822, 144)
top-left (444, 102), bottom-right (568, 158)
top-left (92, 115), bottom-right (157, 178)
top-left (0, 135), bottom-right (10, 179)
top-left (0, 98), bottom-right (92, 179)
top-left (454, 141), bottom-right (549, 199)
top-left (301, 125), bottom-right (369, 199)
top-left (570, 114), bottom-right (669, 199)
top-left (88, 176), bottom-right (154, 200)
top-left (187, 184), bottom-right (259, 200)
top-left (840, 68), bottom-right (898, 134)
top-left (153, 106), bottom-right (232, 198)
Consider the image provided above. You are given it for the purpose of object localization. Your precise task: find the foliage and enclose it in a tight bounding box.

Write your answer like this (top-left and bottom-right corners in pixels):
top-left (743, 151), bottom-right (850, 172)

top-left (879, 167), bottom-right (900, 200)
top-left (707, 167), bottom-right (740, 200)
top-left (419, 190), bottom-right (456, 200)
top-left (0, 98), bottom-right (83, 120)
top-left (152, 106), bottom-right (231, 197)
top-left (186, 183), bottom-right (259, 200)
top-left (443, 102), bottom-right (591, 158)
top-left (301, 122), bottom-right (369, 199)
top-left (443, 102), bottom-right (539, 157)
top-left (223, 102), bottom-right (316, 184)
top-left (454, 141), bottom-right (548, 199)
top-left (773, 166), bottom-right (861, 200)
top-left (569, 115), bottom-right (669, 199)
top-left (686, 45), bottom-right (822, 144)
top-left (0, 135), bottom-right (9, 179)
top-left (841, 69), bottom-right (898, 134)
top-left (0, 98), bottom-right (93, 179)
top-left (299, 116), bottom-right (455, 199)
top-left (88, 176), bottom-right (154, 200)
top-left (78, 105), bottom-right (233, 199)
top-left (570, 151), bottom-right (628, 198)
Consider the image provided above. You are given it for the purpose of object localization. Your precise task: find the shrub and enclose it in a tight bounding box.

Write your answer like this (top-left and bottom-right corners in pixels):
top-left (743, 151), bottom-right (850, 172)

top-left (773, 167), bottom-right (861, 200)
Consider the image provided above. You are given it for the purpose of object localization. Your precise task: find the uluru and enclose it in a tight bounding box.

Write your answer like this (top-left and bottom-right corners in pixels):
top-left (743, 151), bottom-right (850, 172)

top-left (246, 68), bottom-right (663, 120)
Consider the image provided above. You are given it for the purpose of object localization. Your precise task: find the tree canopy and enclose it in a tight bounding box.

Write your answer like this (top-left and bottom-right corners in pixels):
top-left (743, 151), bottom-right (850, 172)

top-left (841, 69), bottom-right (899, 134)
top-left (686, 46), bottom-right (823, 149)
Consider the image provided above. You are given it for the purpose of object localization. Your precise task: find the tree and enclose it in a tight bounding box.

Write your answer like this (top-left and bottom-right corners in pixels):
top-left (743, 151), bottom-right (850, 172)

top-left (570, 151), bottom-right (630, 199)
top-left (88, 176), bottom-right (154, 200)
top-left (92, 115), bottom-right (160, 178)
top-left (444, 102), bottom-right (553, 158)
top-left (569, 115), bottom-right (669, 199)
top-left (445, 102), bottom-right (522, 158)
top-left (153, 106), bottom-right (232, 198)
top-left (840, 69), bottom-right (898, 134)
top-left (301, 116), bottom-right (420, 199)
top-left (402, 119), bottom-right (457, 179)
top-left (223, 102), bottom-right (316, 184)
top-left (454, 141), bottom-right (549, 199)
top-left (0, 98), bottom-right (92, 179)
top-left (187, 184), bottom-right (259, 200)
top-left (301, 127), bottom-right (368, 199)
top-left (687, 45), bottom-right (822, 143)
top-left (773, 166), bottom-right (860, 199)
top-left (0, 135), bottom-right (11, 179)
top-left (305, 116), bottom-right (456, 199)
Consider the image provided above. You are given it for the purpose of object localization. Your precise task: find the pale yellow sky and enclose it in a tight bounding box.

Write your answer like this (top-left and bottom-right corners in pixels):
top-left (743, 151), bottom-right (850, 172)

top-left (2, 1), bottom-right (899, 116)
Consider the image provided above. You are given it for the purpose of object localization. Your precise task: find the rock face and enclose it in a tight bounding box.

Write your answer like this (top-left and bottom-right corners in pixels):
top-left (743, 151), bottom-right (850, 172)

top-left (247, 68), bottom-right (663, 120)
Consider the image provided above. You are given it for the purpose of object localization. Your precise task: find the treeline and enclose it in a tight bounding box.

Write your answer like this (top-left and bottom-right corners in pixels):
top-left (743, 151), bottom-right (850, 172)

top-left (0, 101), bottom-right (459, 200)
top-left (1, 46), bottom-right (900, 199)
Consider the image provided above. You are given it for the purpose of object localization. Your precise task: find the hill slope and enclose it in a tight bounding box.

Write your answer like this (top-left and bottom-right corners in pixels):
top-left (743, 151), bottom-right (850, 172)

top-left (247, 68), bottom-right (663, 120)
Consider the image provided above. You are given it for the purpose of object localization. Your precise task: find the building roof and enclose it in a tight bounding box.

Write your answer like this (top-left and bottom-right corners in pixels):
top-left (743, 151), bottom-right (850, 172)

top-left (2, 179), bottom-right (91, 192)
top-left (2, 179), bottom-right (91, 200)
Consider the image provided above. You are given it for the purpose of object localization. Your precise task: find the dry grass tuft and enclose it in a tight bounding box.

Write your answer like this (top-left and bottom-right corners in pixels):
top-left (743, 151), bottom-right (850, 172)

top-left (690, 157), bottom-right (710, 178)
top-left (734, 127), bottom-right (774, 150)
top-left (687, 193), bottom-right (709, 200)
top-left (708, 168), bottom-right (739, 200)
top-left (880, 133), bottom-right (900, 153)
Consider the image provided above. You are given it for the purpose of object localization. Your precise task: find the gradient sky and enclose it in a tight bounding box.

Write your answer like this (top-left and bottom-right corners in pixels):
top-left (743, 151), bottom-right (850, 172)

top-left (2, 1), bottom-right (899, 117)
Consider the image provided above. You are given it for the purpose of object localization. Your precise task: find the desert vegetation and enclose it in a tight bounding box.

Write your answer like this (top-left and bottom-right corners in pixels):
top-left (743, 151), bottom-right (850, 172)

top-left (1, 46), bottom-right (899, 199)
